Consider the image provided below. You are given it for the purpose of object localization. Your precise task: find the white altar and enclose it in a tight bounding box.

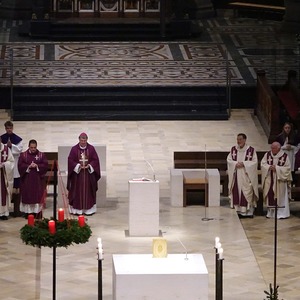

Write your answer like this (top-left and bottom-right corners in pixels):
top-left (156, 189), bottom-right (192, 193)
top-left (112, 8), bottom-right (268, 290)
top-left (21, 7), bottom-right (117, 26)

top-left (170, 168), bottom-right (220, 207)
top-left (112, 253), bottom-right (208, 300)
top-left (57, 144), bottom-right (106, 207)
top-left (128, 180), bottom-right (159, 236)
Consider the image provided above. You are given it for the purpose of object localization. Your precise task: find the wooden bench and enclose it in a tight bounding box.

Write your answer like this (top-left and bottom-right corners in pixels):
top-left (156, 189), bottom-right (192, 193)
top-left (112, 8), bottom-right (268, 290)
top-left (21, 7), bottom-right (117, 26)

top-left (44, 152), bottom-right (58, 185)
top-left (174, 151), bottom-right (265, 197)
top-left (229, 1), bottom-right (285, 18)
top-left (174, 151), bottom-right (300, 215)
top-left (183, 175), bottom-right (208, 207)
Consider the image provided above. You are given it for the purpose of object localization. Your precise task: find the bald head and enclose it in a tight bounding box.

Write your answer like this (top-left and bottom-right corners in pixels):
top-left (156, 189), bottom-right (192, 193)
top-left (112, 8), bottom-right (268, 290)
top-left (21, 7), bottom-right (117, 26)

top-left (271, 142), bottom-right (281, 155)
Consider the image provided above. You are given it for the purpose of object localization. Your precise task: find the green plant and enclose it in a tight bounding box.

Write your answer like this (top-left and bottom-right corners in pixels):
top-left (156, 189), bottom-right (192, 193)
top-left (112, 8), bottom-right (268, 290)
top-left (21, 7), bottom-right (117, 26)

top-left (20, 218), bottom-right (92, 248)
top-left (264, 283), bottom-right (284, 300)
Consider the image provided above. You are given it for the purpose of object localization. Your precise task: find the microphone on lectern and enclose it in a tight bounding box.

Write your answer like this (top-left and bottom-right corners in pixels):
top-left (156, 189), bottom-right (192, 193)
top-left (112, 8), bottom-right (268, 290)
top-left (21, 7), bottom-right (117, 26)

top-left (145, 160), bottom-right (156, 181)
top-left (177, 237), bottom-right (188, 260)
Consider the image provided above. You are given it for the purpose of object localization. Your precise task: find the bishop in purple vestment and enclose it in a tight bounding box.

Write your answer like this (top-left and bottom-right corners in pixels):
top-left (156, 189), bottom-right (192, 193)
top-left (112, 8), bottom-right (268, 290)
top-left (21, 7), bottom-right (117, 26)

top-left (18, 139), bottom-right (48, 216)
top-left (67, 133), bottom-right (101, 215)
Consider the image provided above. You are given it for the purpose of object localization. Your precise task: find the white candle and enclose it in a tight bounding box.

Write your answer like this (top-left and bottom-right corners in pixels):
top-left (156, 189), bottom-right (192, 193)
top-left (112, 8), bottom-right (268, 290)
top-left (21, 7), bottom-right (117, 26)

top-left (97, 237), bottom-right (103, 259)
top-left (218, 247), bottom-right (224, 259)
top-left (215, 237), bottom-right (220, 248)
top-left (216, 242), bottom-right (222, 250)
top-left (98, 247), bottom-right (103, 260)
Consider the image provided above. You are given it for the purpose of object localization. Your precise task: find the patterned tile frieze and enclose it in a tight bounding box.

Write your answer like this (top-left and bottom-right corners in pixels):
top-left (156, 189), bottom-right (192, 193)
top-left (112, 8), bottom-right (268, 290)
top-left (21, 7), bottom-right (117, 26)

top-left (0, 44), bottom-right (44, 60)
top-left (1, 60), bottom-right (233, 67)
top-left (0, 41), bottom-right (244, 86)
top-left (180, 43), bottom-right (229, 60)
top-left (0, 64), bottom-right (243, 86)
top-left (55, 43), bottom-right (174, 60)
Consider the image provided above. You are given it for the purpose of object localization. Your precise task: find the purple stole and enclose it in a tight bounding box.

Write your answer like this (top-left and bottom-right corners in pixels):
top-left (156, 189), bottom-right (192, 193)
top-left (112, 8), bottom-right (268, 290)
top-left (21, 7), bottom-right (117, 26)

top-left (1, 145), bottom-right (9, 206)
top-left (266, 151), bottom-right (288, 206)
top-left (231, 146), bottom-right (254, 161)
top-left (231, 146), bottom-right (255, 207)
top-left (23, 150), bottom-right (44, 163)
top-left (266, 151), bottom-right (288, 167)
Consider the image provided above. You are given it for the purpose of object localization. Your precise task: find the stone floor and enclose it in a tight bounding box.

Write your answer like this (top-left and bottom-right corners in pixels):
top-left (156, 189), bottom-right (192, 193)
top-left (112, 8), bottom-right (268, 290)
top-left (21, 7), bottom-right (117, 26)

top-left (0, 109), bottom-right (300, 300)
top-left (0, 14), bottom-right (299, 88)
top-left (0, 11), bottom-right (300, 300)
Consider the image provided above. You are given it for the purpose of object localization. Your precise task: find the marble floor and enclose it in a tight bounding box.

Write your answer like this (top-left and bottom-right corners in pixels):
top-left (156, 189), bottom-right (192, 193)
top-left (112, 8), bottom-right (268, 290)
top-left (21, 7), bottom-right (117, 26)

top-left (1, 15), bottom-right (299, 88)
top-left (0, 108), bottom-right (300, 300)
top-left (1, 11), bottom-right (300, 300)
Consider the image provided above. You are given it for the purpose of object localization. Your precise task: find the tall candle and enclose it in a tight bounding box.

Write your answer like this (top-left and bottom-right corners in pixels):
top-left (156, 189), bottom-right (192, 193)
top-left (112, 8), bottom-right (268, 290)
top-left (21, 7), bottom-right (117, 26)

top-left (48, 220), bottom-right (56, 234)
top-left (28, 214), bottom-right (34, 226)
top-left (98, 247), bottom-right (103, 260)
top-left (218, 247), bottom-right (224, 260)
top-left (58, 208), bottom-right (64, 222)
top-left (78, 215), bottom-right (85, 227)
top-left (97, 237), bottom-right (103, 259)
top-left (215, 236), bottom-right (220, 248)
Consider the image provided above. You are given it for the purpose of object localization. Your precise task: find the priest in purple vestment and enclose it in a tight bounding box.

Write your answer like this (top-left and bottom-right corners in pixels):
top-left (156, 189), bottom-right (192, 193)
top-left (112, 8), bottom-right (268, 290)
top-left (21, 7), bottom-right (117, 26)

top-left (18, 139), bottom-right (48, 218)
top-left (67, 133), bottom-right (101, 215)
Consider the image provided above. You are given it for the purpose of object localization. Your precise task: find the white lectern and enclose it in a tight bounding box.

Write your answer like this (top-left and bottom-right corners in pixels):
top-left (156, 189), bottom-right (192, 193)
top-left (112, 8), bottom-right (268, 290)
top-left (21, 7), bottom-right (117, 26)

top-left (128, 180), bottom-right (159, 236)
top-left (112, 254), bottom-right (208, 300)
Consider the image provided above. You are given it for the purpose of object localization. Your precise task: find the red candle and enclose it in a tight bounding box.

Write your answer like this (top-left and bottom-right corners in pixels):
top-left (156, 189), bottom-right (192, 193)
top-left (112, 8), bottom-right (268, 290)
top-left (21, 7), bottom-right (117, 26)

top-left (78, 215), bottom-right (85, 227)
top-left (28, 214), bottom-right (34, 226)
top-left (48, 220), bottom-right (56, 234)
top-left (58, 208), bottom-right (64, 222)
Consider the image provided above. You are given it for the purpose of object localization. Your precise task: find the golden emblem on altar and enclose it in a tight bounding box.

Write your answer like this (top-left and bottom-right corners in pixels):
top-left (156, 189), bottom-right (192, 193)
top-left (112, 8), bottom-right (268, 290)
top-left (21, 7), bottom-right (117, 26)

top-left (152, 238), bottom-right (167, 258)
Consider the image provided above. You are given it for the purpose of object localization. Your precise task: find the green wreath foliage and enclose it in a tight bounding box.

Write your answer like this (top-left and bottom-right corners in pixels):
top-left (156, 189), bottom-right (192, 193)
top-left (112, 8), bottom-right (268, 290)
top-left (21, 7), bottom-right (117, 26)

top-left (20, 218), bottom-right (92, 248)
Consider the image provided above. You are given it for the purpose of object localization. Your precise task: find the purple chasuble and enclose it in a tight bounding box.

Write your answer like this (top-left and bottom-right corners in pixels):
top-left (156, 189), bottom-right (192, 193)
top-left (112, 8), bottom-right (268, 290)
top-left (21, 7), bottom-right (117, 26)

top-left (231, 146), bottom-right (255, 207)
top-left (67, 143), bottom-right (101, 210)
top-left (18, 149), bottom-right (48, 205)
top-left (1, 145), bottom-right (9, 206)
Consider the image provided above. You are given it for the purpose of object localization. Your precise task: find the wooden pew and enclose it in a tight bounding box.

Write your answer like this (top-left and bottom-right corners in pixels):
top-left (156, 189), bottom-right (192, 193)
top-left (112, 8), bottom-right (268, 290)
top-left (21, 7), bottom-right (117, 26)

top-left (174, 150), bottom-right (300, 216)
top-left (277, 82), bottom-right (300, 131)
top-left (44, 152), bottom-right (58, 186)
top-left (174, 151), bottom-right (265, 197)
top-left (255, 70), bottom-right (281, 143)
top-left (228, 1), bottom-right (285, 18)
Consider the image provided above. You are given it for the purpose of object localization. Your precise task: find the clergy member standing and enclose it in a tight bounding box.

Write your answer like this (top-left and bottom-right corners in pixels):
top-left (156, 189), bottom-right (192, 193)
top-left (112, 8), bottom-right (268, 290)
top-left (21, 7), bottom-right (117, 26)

top-left (1, 121), bottom-right (23, 217)
top-left (0, 137), bottom-right (14, 220)
top-left (227, 133), bottom-right (259, 218)
top-left (18, 139), bottom-right (48, 218)
top-left (1, 121), bottom-right (23, 190)
top-left (261, 142), bottom-right (292, 219)
top-left (67, 133), bottom-right (101, 216)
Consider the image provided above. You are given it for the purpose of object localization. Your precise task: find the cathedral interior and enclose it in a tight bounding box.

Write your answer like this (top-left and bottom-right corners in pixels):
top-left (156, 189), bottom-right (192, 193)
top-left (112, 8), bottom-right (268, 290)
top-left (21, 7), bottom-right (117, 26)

top-left (1, 0), bottom-right (300, 299)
